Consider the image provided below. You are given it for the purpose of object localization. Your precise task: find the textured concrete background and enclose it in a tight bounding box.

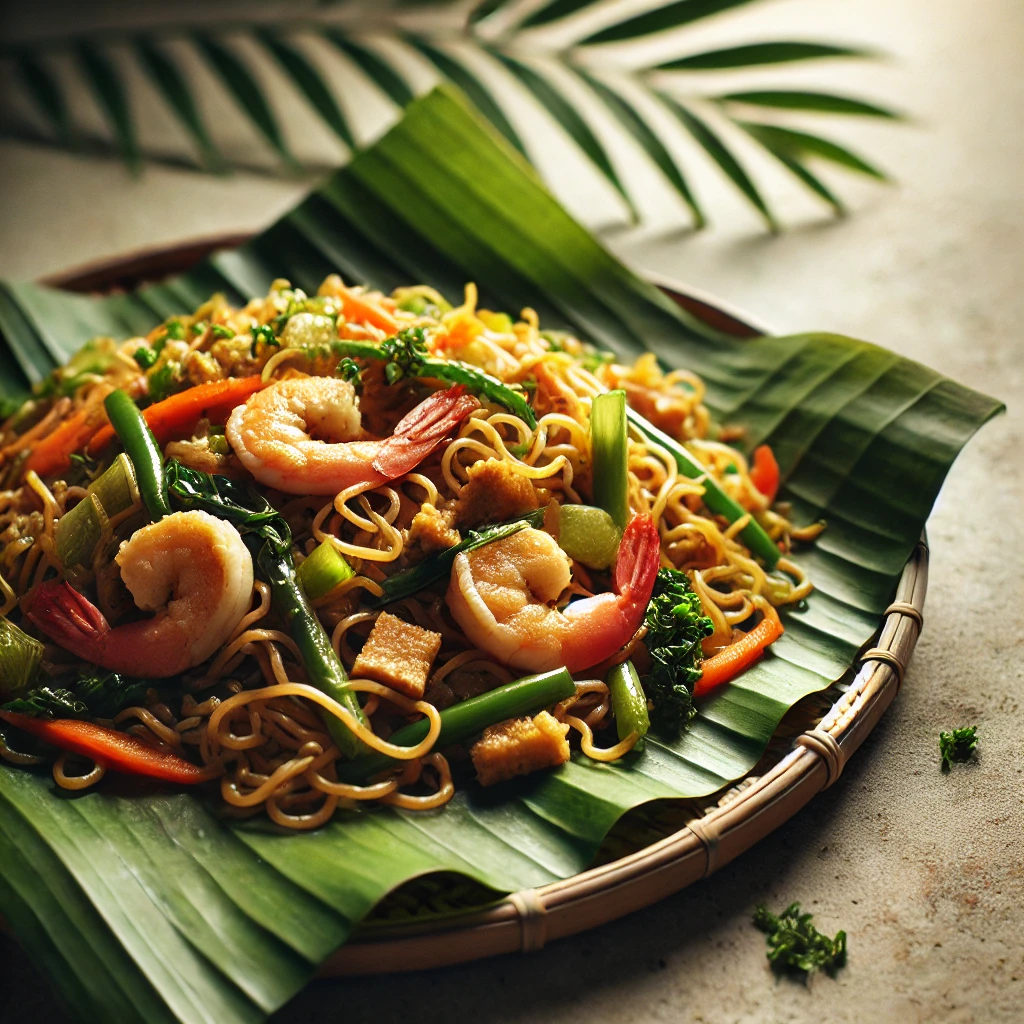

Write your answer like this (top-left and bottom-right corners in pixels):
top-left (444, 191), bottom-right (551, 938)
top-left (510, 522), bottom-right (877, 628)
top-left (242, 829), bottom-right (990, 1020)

top-left (0, 0), bottom-right (1021, 1021)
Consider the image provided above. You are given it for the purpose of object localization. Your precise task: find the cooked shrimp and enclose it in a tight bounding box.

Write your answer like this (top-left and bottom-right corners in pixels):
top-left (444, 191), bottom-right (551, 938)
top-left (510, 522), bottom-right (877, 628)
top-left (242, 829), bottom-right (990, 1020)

top-left (26, 510), bottom-right (253, 678)
top-left (226, 376), bottom-right (478, 495)
top-left (447, 515), bottom-right (660, 674)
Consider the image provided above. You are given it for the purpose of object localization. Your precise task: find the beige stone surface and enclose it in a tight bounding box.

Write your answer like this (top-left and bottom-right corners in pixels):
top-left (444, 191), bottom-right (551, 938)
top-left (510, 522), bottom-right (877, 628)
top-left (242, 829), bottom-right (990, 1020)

top-left (0, 0), bottom-right (1021, 1022)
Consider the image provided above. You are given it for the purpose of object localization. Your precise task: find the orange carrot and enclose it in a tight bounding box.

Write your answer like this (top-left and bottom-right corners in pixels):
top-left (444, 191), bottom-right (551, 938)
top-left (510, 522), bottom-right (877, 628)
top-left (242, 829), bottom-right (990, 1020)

top-left (23, 400), bottom-right (110, 479)
top-left (693, 614), bottom-right (784, 698)
top-left (339, 289), bottom-right (399, 335)
top-left (0, 711), bottom-right (216, 784)
top-left (749, 444), bottom-right (780, 503)
top-left (88, 375), bottom-right (266, 455)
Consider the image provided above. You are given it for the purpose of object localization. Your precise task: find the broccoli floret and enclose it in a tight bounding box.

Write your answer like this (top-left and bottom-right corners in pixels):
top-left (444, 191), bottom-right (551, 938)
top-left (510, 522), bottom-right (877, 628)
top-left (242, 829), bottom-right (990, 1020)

top-left (640, 568), bottom-right (714, 735)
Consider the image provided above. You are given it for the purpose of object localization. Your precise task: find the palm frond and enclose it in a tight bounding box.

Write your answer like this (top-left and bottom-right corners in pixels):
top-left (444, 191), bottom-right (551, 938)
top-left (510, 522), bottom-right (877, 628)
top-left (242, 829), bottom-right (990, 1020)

top-left (0, 0), bottom-right (901, 228)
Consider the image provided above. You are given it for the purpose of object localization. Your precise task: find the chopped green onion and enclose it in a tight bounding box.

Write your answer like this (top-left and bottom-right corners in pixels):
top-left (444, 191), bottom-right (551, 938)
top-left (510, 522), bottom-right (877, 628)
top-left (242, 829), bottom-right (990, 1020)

top-left (297, 541), bottom-right (355, 601)
top-left (147, 361), bottom-right (182, 402)
top-left (607, 660), bottom-right (649, 743)
top-left (591, 389), bottom-right (629, 530)
top-left (164, 319), bottom-right (185, 340)
top-left (133, 346), bottom-right (158, 369)
top-left (191, 321), bottom-right (207, 336)
top-left (626, 407), bottom-right (781, 569)
top-left (369, 509), bottom-right (544, 609)
top-left (335, 668), bottom-right (575, 783)
top-left (0, 617), bottom-right (44, 698)
top-left (207, 434), bottom-right (230, 456)
top-left (210, 324), bottom-right (235, 339)
top-left (557, 504), bottom-right (622, 569)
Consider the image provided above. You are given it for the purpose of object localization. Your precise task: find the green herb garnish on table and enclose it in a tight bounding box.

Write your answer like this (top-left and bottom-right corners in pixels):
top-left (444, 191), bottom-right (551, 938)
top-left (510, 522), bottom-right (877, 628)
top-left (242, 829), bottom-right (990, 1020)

top-left (939, 725), bottom-right (978, 771)
top-left (753, 902), bottom-right (847, 979)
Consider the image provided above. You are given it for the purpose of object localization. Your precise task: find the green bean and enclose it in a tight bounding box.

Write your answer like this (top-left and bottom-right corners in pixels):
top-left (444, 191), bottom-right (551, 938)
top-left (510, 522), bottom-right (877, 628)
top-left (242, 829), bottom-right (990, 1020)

top-left (607, 660), bottom-right (649, 743)
top-left (103, 390), bottom-right (171, 521)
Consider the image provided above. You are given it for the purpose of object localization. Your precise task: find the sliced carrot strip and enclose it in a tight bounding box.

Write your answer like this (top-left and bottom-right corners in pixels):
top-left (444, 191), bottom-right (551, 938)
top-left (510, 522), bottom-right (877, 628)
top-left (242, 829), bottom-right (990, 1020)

top-left (693, 614), bottom-right (784, 698)
top-left (23, 400), bottom-right (109, 479)
top-left (88, 375), bottom-right (266, 455)
top-left (339, 289), bottom-right (399, 335)
top-left (0, 711), bottom-right (215, 784)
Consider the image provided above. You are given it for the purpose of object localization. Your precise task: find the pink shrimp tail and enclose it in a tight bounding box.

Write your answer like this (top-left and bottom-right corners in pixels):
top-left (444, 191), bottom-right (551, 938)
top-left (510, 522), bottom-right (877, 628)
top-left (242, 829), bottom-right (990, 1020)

top-left (26, 580), bottom-right (111, 663)
top-left (614, 514), bottom-right (661, 605)
top-left (372, 384), bottom-right (479, 479)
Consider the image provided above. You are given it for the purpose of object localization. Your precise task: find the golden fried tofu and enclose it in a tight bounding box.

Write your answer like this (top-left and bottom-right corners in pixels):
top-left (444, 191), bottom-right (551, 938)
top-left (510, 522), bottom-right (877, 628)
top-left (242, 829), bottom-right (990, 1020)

top-left (351, 612), bottom-right (442, 699)
top-left (471, 711), bottom-right (570, 787)
top-left (407, 502), bottom-right (461, 555)
top-left (454, 458), bottom-right (539, 529)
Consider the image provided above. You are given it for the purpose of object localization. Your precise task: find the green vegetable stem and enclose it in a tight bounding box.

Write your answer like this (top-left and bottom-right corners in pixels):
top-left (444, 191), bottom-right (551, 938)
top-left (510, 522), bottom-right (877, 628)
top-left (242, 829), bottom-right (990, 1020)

top-left (0, 617), bottom-right (45, 698)
top-left (607, 660), bottom-right (649, 743)
top-left (753, 903), bottom-right (847, 979)
top-left (103, 389), bottom-right (172, 521)
top-left (164, 461), bottom-right (368, 759)
top-left (332, 327), bottom-right (537, 427)
top-left (626, 407), bottom-right (781, 569)
top-left (590, 389), bottom-right (629, 530)
top-left (335, 667), bottom-right (575, 783)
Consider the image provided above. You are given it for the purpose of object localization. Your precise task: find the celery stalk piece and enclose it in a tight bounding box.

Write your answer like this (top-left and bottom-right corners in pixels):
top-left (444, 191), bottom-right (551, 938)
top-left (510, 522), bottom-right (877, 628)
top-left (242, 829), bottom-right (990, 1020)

top-left (557, 504), bottom-right (622, 569)
top-left (297, 541), bottom-right (356, 600)
top-left (54, 493), bottom-right (108, 573)
top-left (590, 389), bottom-right (629, 529)
top-left (0, 617), bottom-right (44, 698)
top-left (87, 452), bottom-right (139, 518)
top-left (607, 660), bottom-right (650, 743)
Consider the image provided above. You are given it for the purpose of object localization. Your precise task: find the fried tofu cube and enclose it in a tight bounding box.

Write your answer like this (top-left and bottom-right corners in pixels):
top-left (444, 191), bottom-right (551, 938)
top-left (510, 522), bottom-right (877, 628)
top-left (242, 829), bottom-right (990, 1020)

top-left (471, 711), bottom-right (570, 787)
top-left (407, 501), bottom-right (461, 555)
top-left (454, 458), bottom-right (539, 529)
top-left (351, 612), bottom-right (442, 699)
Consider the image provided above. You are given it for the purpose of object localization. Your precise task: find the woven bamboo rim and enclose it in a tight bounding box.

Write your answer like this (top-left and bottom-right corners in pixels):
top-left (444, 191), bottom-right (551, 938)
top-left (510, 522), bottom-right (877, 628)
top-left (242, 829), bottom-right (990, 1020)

top-left (45, 237), bottom-right (928, 978)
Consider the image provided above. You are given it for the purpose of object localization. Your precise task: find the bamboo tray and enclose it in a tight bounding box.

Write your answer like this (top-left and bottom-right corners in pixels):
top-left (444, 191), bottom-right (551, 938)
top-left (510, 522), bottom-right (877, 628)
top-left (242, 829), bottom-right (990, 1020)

top-left (47, 238), bottom-right (927, 976)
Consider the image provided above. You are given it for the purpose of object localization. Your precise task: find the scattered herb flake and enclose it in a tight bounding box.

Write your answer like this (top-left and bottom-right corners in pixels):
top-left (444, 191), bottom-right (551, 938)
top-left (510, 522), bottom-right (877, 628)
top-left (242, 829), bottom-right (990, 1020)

top-left (753, 903), bottom-right (847, 979)
top-left (164, 319), bottom-right (185, 340)
top-left (939, 725), bottom-right (978, 771)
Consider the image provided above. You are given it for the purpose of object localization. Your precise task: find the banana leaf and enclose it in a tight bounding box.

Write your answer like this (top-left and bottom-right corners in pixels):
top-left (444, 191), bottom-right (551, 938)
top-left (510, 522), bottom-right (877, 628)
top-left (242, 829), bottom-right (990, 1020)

top-left (0, 86), bottom-right (1003, 1024)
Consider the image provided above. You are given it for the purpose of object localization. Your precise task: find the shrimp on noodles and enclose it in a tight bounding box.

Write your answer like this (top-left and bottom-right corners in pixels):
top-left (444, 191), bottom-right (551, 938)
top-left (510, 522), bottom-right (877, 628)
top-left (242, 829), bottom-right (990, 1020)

top-left (226, 376), bottom-right (478, 495)
top-left (26, 510), bottom-right (253, 677)
top-left (447, 515), bottom-right (660, 674)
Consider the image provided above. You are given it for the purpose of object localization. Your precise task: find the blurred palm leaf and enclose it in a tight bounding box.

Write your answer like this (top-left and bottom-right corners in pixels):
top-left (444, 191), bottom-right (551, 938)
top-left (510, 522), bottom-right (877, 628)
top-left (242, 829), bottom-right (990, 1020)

top-left (0, 0), bottom-right (900, 226)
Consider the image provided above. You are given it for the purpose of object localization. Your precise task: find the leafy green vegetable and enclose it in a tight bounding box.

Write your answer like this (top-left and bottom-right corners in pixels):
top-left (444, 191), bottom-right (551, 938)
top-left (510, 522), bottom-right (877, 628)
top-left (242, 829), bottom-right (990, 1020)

top-left (641, 568), bottom-right (714, 735)
top-left (939, 725), bottom-right (978, 771)
top-left (369, 509), bottom-right (544, 609)
top-left (753, 902), bottom-right (847, 978)
top-left (164, 460), bottom-right (367, 757)
top-left (2, 671), bottom-right (148, 719)
top-left (0, 618), bottom-right (44, 698)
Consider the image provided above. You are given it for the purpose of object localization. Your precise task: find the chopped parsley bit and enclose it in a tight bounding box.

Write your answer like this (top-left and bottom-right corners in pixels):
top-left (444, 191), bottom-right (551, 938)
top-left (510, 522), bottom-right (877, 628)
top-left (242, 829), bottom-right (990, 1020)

top-left (939, 725), bottom-right (978, 772)
top-left (753, 903), bottom-right (847, 979)
top-left (250, 324), bottom-right (278, 355)
top-left (211, 324), bottom-right (235, 339)
top-left (133, 346), bottom-right (158, 369)
top-left (164, 319), bottom-right (185, 341)
top-left (337, 358), bottom-right (362, 385)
